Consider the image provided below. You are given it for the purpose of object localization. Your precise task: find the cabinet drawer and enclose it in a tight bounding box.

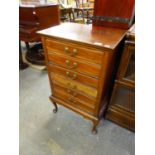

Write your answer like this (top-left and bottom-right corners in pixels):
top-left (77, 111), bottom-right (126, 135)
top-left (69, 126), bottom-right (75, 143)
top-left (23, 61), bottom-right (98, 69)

top-left (52, 87), bottom-right (95, 115)
top-left (52, 82), bottom-right (96, 108)
top-left (48, 64), bottom-right (98, 88)
top-left (45, 39), bottom-right (104, 65)
top-left (50, 73), bottom-right (98, 98)
top-left (47, 52), bottom-right (101, 78)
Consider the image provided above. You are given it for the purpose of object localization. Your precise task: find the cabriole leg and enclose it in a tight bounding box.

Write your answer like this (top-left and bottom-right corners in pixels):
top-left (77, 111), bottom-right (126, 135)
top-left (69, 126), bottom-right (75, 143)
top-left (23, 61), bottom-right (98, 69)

top-left (92, 120), bottom-right (99, 134)
top-left (49, 96), bottom-right (58, 113)
top-left (52, 101), bottom-right (58, 113)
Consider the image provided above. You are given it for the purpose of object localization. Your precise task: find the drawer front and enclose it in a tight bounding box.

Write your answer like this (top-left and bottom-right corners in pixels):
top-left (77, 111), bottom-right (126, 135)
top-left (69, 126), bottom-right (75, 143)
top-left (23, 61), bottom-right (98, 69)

top-left (47, 52), bottom-right (101, 78)
top-left (50, 73), bottom-right (98, 98)
top-left (52, 82), bottom-right (96, 108)
top-left (48, 64), bottom-right (99, 88)
top-left (52, 87), bottom-right (95, 115)
top-left (45, 39), bottom-right (104, 64)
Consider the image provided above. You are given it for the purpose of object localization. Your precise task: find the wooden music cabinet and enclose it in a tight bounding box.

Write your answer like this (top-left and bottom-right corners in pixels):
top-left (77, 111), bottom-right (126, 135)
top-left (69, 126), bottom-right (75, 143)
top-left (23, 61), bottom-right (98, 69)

top-left (38, 23), bottom-right (126, 133)
top-left (106, 25), bottom-right (135, 131)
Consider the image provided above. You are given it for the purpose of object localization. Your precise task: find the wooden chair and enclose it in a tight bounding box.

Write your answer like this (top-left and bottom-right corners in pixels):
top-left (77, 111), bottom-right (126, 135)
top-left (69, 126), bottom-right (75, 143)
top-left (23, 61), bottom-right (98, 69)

top-left (58, 0), bottom-right (75, 22)
top-left (74, 0), bottom-right (94, 24)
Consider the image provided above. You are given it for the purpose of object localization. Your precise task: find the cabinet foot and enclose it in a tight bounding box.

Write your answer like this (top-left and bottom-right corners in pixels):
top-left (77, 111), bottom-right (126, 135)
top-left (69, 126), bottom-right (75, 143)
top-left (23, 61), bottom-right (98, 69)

top-left (49, 96), bottom-right (58, 113)
top-left (53, 101), bottom-right (58, 113)
top-left (92, 120), bottom-right (99, 134)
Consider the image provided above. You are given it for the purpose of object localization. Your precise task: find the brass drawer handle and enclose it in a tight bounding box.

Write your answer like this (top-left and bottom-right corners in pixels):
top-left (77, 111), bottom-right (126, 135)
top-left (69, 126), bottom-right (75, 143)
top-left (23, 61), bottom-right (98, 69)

top-left (72, 49), bottom-right (78, 56)
top-left (71, 62), bottom-right (78, 69)
top-left (65, 60), bottom-right (70, 66)
top-left (66, 71), bottom-right (70, 77)
top-left (72, 73), bottom-right (78, 80)
top-left (64, 47), bottom-right (69, 53)
top-left (65, 60), bottom-right (78, 69)
top-left (66, 72), bottom-right (77, 80)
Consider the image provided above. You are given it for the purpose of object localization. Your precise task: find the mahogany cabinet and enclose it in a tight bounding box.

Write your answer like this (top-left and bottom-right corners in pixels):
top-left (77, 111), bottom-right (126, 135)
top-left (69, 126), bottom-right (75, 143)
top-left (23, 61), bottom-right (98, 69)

top-left (38, 23), bottom-right (126, 133)
top-left (106, 25), bottom-right (135, 131)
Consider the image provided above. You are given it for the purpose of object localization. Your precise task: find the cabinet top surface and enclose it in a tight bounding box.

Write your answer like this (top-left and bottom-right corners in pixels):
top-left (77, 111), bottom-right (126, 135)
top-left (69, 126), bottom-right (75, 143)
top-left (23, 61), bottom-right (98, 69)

top-left (38, 23), bottom-right (127, 50)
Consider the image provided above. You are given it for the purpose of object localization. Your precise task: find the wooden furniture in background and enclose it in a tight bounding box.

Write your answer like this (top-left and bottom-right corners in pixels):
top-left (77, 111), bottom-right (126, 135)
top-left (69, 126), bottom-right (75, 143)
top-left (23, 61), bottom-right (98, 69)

top-left (38, 23), bottom-right (126, 133)
top-left (19, 1), bottom-right (60, 67)
top-left (74, 0), bottom-right (94, 23)
top-left (58, 0), bottom-right (75, 22)
top-left (106, 25), bottom-right (135, 131)
top-left (92, 0), bottom-right (135, 29)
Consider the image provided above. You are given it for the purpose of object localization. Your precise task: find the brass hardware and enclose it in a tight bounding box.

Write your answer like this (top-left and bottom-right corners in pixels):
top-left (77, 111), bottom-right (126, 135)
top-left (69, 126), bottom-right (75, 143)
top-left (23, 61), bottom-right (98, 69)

top-left (64, 47), bottom-right (69, 53)
top-left (65, 60), bottom-right (70, 66)
top-left (66, 61), bottom-right (78, 69)
top-left (72, 49), bottom-right (78, 56)
top-left (66, 72), bottom-right (77, 80)
top-left (71, 62), bottom-right (78, 69)
top-left (72, 73), bottom-right (77, 80)
top-left (66, 71), bottom-right (70, 77)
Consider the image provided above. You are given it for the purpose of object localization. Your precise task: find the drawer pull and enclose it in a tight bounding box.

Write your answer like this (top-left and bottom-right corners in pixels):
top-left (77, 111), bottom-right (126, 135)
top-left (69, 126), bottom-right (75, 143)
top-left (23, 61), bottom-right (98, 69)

top-left (71, 62), bottom-right (78, 69)
top-left (65, 60), bottom-right (70, 66)
top-left (64, 47), bottom-right (69, 53)
top-left (66, 72), bottom-right (77, 80)
top-left (66, 71), bottom-right (70, 77)
top-left (65, 60), bottom-right (78, 69)
top-left (72, 49), bottom-right (78, 56)
top-left (72, 73), bottom-right (78, 80)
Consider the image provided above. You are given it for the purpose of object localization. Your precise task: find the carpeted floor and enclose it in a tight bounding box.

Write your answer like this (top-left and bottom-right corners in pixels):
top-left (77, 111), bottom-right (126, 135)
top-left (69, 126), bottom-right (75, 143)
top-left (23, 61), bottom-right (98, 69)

top-left (19, 67), bottom-right (135, 155)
